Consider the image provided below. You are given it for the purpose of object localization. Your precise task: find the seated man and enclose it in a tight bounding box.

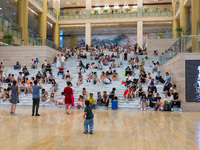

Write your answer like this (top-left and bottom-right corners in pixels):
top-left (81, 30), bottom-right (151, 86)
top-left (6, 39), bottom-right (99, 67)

top-left (47, 73), bottom-right (55, 83)
top-left (136, 85), bottom-right (145, 98)
top-left (163, 82), bottom-right (173, 98)
top-left (125, 66), bottom-right (132, 76)
top-left (64, 70), bottom-right (72, 80)
top-left (164, 72), bottom-right (171, 83)
top-left (110, 60), bottom-right (117, 68)
top-left (32, 61), bottom-right (37, 69)
top-left (14, 61), bottom-right (21, 70)
top-left (40, 89), bottom-right (48, 102)
top-left (87, 93), bottom-right (96, 109)
top-left (17, 72), bottom-right (24, 83)
top-left (125, 74), bottom-right (132, 86)
top-left (149, 94), bottom-right (160, 111)
top-left (36, 71), bottom-right (42, 81)
top-left (148, 78), bottom-right (157, 93)
top-left (155, 71), bottom-right (165, 83)
top-left (109, 88), bottom-right (118, 100)
top-left (97, 61), bottom-right (103, 70)
top-left (77, 73), bottom-right (83, 86)
top-left (139, 65), bottom-right (145, 73)
top-left (138, 71), bottom-right (148, 84)
top-left (123, 86), bottom-right (134, 102)
top-left (57, 66), bottom-right (64, 76)
top-left (111, 70), bottom-right (118, 80)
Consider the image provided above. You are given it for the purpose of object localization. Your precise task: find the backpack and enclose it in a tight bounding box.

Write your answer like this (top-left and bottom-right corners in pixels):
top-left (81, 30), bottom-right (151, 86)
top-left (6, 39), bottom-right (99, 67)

top-left (163, 101), bottom-right (171, 111)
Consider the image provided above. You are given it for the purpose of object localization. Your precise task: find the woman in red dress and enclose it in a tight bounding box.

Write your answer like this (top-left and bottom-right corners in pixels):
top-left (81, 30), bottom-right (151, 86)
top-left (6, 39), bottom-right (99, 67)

top-left (63, 81), bottom-right (73, 115)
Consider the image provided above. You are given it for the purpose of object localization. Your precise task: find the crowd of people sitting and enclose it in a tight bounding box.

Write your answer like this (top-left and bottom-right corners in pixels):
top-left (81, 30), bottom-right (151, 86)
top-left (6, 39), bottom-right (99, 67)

top-left (0, 43), bottom-right (181, 112)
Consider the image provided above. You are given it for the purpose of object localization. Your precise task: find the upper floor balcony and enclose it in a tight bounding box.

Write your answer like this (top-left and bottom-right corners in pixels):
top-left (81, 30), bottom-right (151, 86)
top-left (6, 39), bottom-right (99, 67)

top-left (59, 6), bottom-right (173, 21)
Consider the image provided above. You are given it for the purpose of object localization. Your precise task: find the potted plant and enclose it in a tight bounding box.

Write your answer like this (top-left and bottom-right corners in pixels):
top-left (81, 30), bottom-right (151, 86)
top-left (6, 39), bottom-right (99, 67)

top-left (114, 9), bottom-right (119, 13)
top-left (94, 10), bottom-right (98, 15)
top-left (153, 7), bottom-right (159, 13)
top-left (125, 8), bottom-right (130, 13)
top-left (144, 8), bottom-right (149, 13)
top-left (65, 11), bottom-right (70, 15)
top-left (3, 34), bottom-right (14, 45)
top-left (103, 9), bottom-right (108, 14)
top-left (176, 27), bottom-right (183, 37)
top-left (75, 10), bottom-right (80, 15)
top-left (164, 7), bottom-right (169, 12)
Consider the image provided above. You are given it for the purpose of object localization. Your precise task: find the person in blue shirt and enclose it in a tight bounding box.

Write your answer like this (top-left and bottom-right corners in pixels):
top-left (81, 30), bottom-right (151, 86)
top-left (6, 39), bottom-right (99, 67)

top-left (35, 58), bottom-right (39, 65)
top-left (148, 78), bottom-right (157, 93)
top-left (164, 72), bottom-right (171, 83)
top-left (32, 80), bottom-right (43, 116)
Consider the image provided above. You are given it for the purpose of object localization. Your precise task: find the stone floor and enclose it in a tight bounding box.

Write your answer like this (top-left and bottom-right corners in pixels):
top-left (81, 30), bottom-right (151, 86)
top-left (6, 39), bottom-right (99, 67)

top-left (0, 52), bottom-right (163, 110)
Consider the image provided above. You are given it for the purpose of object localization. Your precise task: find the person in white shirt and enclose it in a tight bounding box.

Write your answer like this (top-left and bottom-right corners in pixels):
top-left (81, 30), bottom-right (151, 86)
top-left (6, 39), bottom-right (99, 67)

top-left (60, 54), bottom-right (65, 68)
top-left (19, 81), bottom-right (28, 96)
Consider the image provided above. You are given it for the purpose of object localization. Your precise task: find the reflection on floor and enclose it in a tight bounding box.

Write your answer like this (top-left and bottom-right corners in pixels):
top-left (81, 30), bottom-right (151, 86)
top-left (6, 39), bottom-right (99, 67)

top-left (0, 107), bottom-right (199, 150)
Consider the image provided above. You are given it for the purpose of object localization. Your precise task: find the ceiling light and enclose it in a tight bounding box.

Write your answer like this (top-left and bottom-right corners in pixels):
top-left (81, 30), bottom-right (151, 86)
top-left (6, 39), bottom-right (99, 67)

top-left (114, 4), bottom-right (119, 9)
top-left (124, 4), bottom-right (128, 8)
top-left (104, 5), bottom-right (109, 9)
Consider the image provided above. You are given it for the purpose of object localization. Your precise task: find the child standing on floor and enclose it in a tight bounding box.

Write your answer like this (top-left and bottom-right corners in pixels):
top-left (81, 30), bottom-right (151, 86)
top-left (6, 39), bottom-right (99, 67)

top-left (83, 100), bottom-right (94, 134)
top-left (141, 94), bottom-right (147, 111)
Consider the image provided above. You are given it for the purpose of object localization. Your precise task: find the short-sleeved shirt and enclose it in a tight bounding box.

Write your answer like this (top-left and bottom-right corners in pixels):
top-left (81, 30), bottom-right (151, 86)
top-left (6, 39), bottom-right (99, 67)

top-left (84, 106), bottom-right (94, 119)
top-left (35, 60), bottom-right (39, 64)
top-left (164, 75), bottom-right (171, 82)
top-left (32, 85), bottom-right (41, 99)
top-left (87, 96), bottom-right (95, 104)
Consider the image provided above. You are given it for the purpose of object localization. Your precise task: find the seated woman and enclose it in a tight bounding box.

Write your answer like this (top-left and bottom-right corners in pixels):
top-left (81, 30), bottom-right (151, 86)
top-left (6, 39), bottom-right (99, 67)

top-left (139, 65), bottom-right (145, 73)
top-left (76, 95), bottom-right (84, 109)
top-left (110, 60), bottom-right (117, 68)
top-left (77, 73), bottom-right (83, 86)
top-left (32, 61), bottom-right (37, 69)
top-left (22, 66), bottom-right (29, 76)
top-left (86, 72), bottom-right (93, 82)
top-left (36, 71), bottom-right (42, 81)
top-left (102, 91), bottom-right (109, 110)
top-left (97, 92), bottom-right (103, 106)
top-left (50, 79), bottom-right (58, 93)
top-left (41, 64), bottom-right (46, 74)
top-left (111, 70), bottom-right (118, 80)
top-left (123, 86), bottom-right (134, 102)
top-left (125, 74), bottom-right (132, 86)
top-left (171, 92), bottom-right (181, 109)
top-left (97, 61), bottom-right (103, 70)
top-left (40, 89), bottom-right (48, 102)
top-left (41, 73), bottom-right (47, 83)
top-left (43, 93), bottom-right (56, 105)
top-left (56, 92), bottom-right (65, 105)
top-left (104, 72), bottom-right (112, 84)
top-left (1, 88), bottom-right (9, 101)
top-left (107, 67), bottom-right (112, 75)
top-left (93, 72), bottom-right (98, 84)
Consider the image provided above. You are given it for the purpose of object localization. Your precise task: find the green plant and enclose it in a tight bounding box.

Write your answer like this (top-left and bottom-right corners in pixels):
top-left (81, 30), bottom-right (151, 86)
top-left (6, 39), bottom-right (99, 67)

top-left (94, 10), bottom-right (98, 15)
top-left (75, 10), bottom-right (80, 15)
top-left (164, 7), bottom-right (169, 12)
top-left (176, 27), bottom-right (183, 37)
top-left (114, 9), bottom-right (119, 13)
top-left (125, 8), bottom-right (130, 13)
top-left (144, 8), bottom-right (149, 13)
top-left (65, 11), bottom-right (70, 15)
top-left (153, 7), bottom-right (159, 12)
top-left (3, 34), bottom-right (14, 45)
top-left (103, 9), bottom-right (108, 14)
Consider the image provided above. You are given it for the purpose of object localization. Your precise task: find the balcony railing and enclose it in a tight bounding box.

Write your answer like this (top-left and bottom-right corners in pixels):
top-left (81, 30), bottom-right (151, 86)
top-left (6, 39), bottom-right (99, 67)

top-left (175, 1), bottom-right (180, 15)
top-left (33, 0), bottom-right (43, 7)
top-left (47, 8), bottom-right (57, 19)
top-left (59, 6), bottom-right (173, 20)
top-left (160, 35), bottom-right (200, 65)
top-left (0, 15), bottom-right (22, 39)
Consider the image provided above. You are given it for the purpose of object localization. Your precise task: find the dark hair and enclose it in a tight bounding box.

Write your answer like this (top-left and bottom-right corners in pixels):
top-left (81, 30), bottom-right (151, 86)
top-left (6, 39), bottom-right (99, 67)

top-left (42, 89), bottom-right (45, 92)
top-left (97, 92), bottom-right (100, 94)
top-left (90, 93), bottom-right (93, 95)
top-left (142, 94), bottom-right (146, 99)
top-left (174, 92), bottom-right (179, 100)
top-left (61, 92), bottom-right (64, 95)
top-left (67, 81), bottom-right (72, 86)
top-left (83, 87), bottom-right (86, 90)
top-left (8, 83), bottom-right (11, 86)
top-left (85, 100), bottom-right (90, 107)
top-left (13, 80), bottom-right (17, 86)
top-left (112, 88), bottom-right (116, 91)
top-left (34, 80), bottom-right (38, 85)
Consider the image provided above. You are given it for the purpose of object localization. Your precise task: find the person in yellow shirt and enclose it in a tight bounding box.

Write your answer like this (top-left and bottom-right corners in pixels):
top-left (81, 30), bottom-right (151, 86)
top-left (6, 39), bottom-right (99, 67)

top-left (87, 93), bottom-right (96, 109)
top-left (139, 65), bottom-right (145, 73)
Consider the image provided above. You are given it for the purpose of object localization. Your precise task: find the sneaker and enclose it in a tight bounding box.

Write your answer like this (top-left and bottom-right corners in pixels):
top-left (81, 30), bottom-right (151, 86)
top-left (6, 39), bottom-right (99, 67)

top-left (83, 131), bottom-right (88, 134)
top-left (132, 99), bottom-right (135, 101)
top-left (66, 112), bottom-right (69, 115)
top-left (141, 108), bottom-right (143, 111)
top-left (12, 113), bottom-right (16, 116)
top-left (10, 112), bottom-right (13, 115)
top-left (35, 114), bottom-right (40, 116)
top-left (24, 94), bottom-right (26, 97)
top-left (144, 108), bottom-right (146, 111)
top-left (32, 114), bottom-right (34, 116)
top-left (171, 108), bottom-right (174, 112)
top-left (126, 99), bottom-right (128, 102)
top-left (89, 131), bottom-right (93, 134)
top-left (179, 108), bottom-right (182, 112)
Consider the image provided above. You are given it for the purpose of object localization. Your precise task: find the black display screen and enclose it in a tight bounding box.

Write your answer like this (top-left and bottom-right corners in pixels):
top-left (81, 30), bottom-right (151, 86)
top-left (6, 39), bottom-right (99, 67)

top-left (186, 60), bottom-right (200, 102)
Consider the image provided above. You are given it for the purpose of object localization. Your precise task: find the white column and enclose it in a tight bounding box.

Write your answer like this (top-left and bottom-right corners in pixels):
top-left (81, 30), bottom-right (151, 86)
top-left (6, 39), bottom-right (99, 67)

top-left (137, 21), bottom-right (143, 47)
top-left (137, 0), bottom-right (143, 7)
top-left (86, 0), bottom-right (91, 10)
top-left (85, 22), bottom-right (91, 46)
